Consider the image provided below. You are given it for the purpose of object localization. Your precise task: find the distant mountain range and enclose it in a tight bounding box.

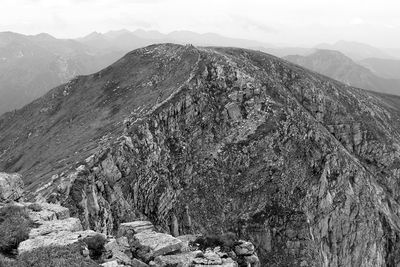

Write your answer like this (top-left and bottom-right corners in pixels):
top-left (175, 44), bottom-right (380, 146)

top-left (284, 49), bottom-right (400, 96)
top-left (0, 29), bottom-right (399, 115)
top-left (359, 58), bottom-right (400, 79)
top-left (315, 40), bottom-right (393, 60)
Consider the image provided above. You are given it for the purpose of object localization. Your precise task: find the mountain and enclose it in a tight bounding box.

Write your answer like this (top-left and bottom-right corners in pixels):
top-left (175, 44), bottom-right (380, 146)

top-left (284, 49), bottom-right (400, 95)
top-left (3, 44), bottom-right (400, 265)
top-left (316, 40), bottom-right (392, 60)
top-left (359, 57), bottom-right (400, 79)
top-left (0, 32), bottom-right (124, 115)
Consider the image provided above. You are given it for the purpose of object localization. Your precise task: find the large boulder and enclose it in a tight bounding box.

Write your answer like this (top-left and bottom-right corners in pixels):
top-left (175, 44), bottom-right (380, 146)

top-left (0, 172), bottom-right (24, 202)
top-left (18, 230), bottom-right (102, 253)
top-left (130, 231), bottom-right (183, 262)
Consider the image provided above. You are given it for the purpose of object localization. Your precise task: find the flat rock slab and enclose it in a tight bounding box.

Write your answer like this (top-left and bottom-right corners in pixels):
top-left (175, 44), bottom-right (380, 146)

top-left (131, 231), bottom-right (183, 262)
top-left (0, 172), bottom-right (24, 201)
top-left (151, 251), bottom-right (202, 267)
top-left (118, 221), bottom-right (155, 237)
top-left (29, 217), bottom-right (83, 238)
top-left (18, 230), bottom-right (101, 253)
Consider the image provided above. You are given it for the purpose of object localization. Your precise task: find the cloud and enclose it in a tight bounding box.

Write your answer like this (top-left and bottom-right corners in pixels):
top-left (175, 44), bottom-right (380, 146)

top-left (229, 15), bottom-right (277, 34)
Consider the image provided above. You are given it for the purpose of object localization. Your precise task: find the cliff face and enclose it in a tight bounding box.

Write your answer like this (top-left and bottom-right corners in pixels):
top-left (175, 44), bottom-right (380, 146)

top-left (3, 44), bottom-right (400, 266)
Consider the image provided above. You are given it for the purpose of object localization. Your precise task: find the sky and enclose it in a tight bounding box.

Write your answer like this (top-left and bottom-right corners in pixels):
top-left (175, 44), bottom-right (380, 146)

top-left (1, 0), bottom-right (399, 48)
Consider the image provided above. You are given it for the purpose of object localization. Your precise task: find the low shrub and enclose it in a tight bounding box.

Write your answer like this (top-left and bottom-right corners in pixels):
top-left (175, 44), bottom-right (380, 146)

top-left (13, 243), bottom-right (100, 267)
top-left (0, 205), bottom-right (33, 254)
top-left (82, 234), bottom-right (107, 260)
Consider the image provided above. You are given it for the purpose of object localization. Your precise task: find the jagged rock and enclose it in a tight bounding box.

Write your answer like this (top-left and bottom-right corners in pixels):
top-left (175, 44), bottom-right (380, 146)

top-left (234, 241), bottom-right (255, 256)
top-left (118, 221), bottom-right (155, 236)
top-left (151, 251), bottom-right (202, 267)
top-left (0, 172), bottom-right (24, 201)
top-left (29, 217), bottom-right (82, 238)
top-left (130, 231), bottom-right (183, 262)
top-left (18, 230), bottom-right (102, 253)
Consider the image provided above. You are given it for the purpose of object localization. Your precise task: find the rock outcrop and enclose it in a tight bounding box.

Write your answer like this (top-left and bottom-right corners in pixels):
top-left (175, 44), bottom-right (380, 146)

top-left (0, 172), bottom-right (23, 201)
top-left (16, 202), bottom-right (101, 254)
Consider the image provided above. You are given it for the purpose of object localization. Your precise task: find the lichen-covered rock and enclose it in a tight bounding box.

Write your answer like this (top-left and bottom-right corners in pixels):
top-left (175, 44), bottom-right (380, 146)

top-left (0, 172), bottom-right (23, 201)
top-left (130, 231), bottom-right (183, 262)
top-left (29, 217), bottom-right (82, 238)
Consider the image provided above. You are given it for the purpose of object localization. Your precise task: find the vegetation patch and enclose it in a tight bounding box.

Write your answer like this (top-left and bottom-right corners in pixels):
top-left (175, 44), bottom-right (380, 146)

top-left (0, 243), bottom-right (100, 267)
top-left (0, 205), bottom-right (33, 255)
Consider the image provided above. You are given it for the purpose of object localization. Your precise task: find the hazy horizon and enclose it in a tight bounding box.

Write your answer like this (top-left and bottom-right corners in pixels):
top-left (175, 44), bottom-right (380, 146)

top-left (1, 0), bottom-right (399, 48)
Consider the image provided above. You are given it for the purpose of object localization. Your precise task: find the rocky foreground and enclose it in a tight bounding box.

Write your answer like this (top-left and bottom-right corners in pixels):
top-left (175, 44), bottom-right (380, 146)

top-left (0, 172), bottom-right (259, 266)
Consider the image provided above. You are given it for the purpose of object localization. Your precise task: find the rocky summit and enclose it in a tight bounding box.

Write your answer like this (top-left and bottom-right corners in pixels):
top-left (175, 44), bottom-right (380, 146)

top-left (1, 43), bottom-right (400, 266)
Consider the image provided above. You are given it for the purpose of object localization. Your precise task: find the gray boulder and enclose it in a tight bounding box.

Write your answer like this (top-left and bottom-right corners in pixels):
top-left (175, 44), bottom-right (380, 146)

top-left (130, 231), bottom-right (183, 262)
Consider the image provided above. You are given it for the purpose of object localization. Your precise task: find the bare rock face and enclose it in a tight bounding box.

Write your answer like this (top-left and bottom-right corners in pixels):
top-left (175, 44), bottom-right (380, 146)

top-left (0, 172), bottom-right (24, 201)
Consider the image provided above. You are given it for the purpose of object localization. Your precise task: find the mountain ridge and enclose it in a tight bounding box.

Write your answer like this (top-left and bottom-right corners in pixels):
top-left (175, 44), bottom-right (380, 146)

top-left (2, 44), bottom-right (400, 265)
top-left (284, 49), bottom-right (400, 96)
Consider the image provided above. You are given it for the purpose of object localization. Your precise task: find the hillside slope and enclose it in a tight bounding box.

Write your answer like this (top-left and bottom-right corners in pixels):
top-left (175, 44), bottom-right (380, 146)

top-left (0, 32), bottom-right (123, 115)
top-left (284, 49), bottom-right (400, 95)
top-left (359, 57), bottom-right (400, 79)
top-left (2, 44), bottom-right (400, 266)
